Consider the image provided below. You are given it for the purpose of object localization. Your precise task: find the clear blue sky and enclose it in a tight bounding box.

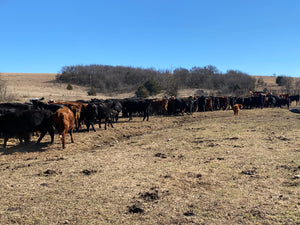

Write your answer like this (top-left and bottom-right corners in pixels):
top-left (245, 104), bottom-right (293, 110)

top-left (1, 0), bottom-right (299, 76)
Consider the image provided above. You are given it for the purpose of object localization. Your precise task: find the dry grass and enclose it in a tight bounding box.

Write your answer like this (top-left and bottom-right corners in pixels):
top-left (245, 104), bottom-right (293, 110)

top-left (0, 73), bottom-right (136, 102)
top-left (0, 73), bottom-right (299, 224)
top-left (254, 75), bottom-right (300, 94)
top-left (0, 108), bottom-right (299, 224)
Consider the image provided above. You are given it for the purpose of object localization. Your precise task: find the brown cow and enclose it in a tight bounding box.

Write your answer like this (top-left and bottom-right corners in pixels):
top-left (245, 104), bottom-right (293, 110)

top-left (49, 100), bottom-right (85, 130)
top-left (53, 107), bottom-right (75, 149)
top-left (150, 99), bottom-right (168, 115)
top-left (205, 97), bottom-right (213, 111)
top-left (218, 96), bottom-right (229, 110)
top-left (233, 104), bottom-right (243, 116)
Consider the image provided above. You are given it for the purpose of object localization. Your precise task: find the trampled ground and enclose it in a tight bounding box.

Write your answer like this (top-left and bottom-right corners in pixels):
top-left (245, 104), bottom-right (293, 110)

top-left (0, 107), bottom-right (299, 224)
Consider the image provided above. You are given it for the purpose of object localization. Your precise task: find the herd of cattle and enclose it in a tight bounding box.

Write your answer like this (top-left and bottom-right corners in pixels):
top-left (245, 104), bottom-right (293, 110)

top-left (0, 93), bottom-right (299, 149)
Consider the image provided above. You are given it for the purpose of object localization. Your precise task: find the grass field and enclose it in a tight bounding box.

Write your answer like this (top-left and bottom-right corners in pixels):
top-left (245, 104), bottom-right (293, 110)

top-left (0, 107), bottom-right (299, 224)
top-left (0, 73), bottom-right (299, 224)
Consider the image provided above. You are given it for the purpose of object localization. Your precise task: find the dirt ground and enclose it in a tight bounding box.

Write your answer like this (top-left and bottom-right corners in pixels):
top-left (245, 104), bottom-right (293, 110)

top-left (0, 107), bottom-right (299, 224)
top-left (0, 73), bottom-right (299, 224)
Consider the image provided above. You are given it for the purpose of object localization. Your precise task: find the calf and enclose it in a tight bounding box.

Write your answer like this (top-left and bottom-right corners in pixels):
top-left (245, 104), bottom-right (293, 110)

top-left (233, 104), bottom-right (243, 116)
top-left (53, 107), bottom-right (75, 149)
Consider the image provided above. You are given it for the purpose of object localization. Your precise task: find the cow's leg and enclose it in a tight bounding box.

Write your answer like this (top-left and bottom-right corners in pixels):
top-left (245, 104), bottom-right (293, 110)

top-left (86, 122), bottom-right (90, 132)
top-left (69, 128), bottom-right (74, 143)
top-left (24, 134), bottom-right (31, 145)
top-left (129, 112), bottom-right (132, 121)
top-left (75, 119), bottom-right (78, 131)
top-left (36, 130), bottom-right (47, 144)
top-left (49, 127), bottom-right (54, 144)
top-left (106, 117), bottom-right (113, 129)
top-left (3, 136), bottom-right (9, 149)
top-left (91, 122), bottom-right (96, 132)
top-left (109, 119), bottom-right (114, 128)
top-left (99, 119), bottom-right (102, 128)
top-left (61, 131), bottom-right (66, 149)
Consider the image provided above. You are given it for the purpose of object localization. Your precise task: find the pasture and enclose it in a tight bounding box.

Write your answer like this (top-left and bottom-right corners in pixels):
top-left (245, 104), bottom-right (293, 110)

top-left (0, 107), bottom-right (299, 224)
top-left (0, 73), bottom-right (299, 224)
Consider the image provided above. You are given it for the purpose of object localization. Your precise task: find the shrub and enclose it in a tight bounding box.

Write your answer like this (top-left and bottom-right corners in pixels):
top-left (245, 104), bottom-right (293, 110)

top-left (143, 79), bottom-right (160, 96)
top-left (67, 84), bottom-right (73, 90)
top-left (135, 85), bottom-right (149, 98)
top-left (87, 88), bottom-right (97, 96)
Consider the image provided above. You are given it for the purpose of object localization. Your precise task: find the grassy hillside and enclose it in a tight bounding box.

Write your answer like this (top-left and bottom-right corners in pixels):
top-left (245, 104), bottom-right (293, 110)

top-left (0, 73), bottom-right (299, 103)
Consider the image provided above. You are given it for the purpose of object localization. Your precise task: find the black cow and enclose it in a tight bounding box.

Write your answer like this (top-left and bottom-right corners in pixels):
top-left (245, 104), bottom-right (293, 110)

top-left (251, 95), bottom-right (265, 109)
top-left (83, 103), bottom-right (98, 132)
top-left (90, 99), bottom-right (114, 129)
top-left (196, 96), bottom-right (206, 112)
top-left (31, 100), bottom-right (65, 112)
top-left (212, 96), bottom-right (220, 111)
top-left (122, 98), bottom-right (151, 121)
top-left (289, 95), bottom-right (299, 105)
top-left (167, 97), bottom-right (187, 115)
top-left (180, 96), bottom-right (196, 114)
top-left (105, 99), bottom-right (122, 123)
top-left (0, 103), bottom-right (33, 116)
top-left (243, 97), bottom-right (252, 109)
top-left (265, 94), bottom-right (277, 108)
top-left (279, 98), bottom-right (290, 109)
top-left (0, 109), bottom-right (54, 149)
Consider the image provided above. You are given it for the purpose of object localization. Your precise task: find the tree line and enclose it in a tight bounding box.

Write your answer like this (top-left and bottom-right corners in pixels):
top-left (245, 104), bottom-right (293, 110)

top-left (56, 64), bottom-right (256, 97)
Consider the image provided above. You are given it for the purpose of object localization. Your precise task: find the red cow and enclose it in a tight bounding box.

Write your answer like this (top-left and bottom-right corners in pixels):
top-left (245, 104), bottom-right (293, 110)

top-left (150, 99), bottom-right (168, 115)
top-left (49, 100), bottom-right (85, 131)
top-left (233, 104), bottom-right (243, 116)
top-left (205, 97), bottom-right (213, 111)
top-left (53, 107), bottom-right (75, 149)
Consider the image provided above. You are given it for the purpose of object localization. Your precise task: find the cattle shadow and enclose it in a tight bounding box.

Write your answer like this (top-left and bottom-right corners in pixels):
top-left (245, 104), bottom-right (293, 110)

top-left (0, 141), bottom-right (53, 155)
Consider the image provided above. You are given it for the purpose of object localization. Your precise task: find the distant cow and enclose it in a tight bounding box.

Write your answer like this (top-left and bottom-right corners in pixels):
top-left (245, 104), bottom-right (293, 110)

top-left (233, 104), bottom-right (243, 116)
top-left (205, 97), bottom-right (213, 111)
top-left (0, 109), bottom-right (54, 149)
top-left (96, 101), bottom-right (114, 129)
top-left (150, 99), bottom-right (168, 115)
top-left (180, 96), bottom-right (196, 114)
top-left (218, 96), bottom-right (229, 110)
top-left (122, 98), bottom-right (152, 121)
top-left (83, 103), bottom-right (98, 132)
top-left (167, 97), bottom-right (191, 115)
top-left (52, 107), bottom-right (75, 149)
top-left (196, 96), bottom-right (206, 112)
top-left (289, 95), bottom-right (299, 105)
top-left (108, 99), bottom-right (123, 122)
top-left (49, 100), bottom-right (85, 131)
